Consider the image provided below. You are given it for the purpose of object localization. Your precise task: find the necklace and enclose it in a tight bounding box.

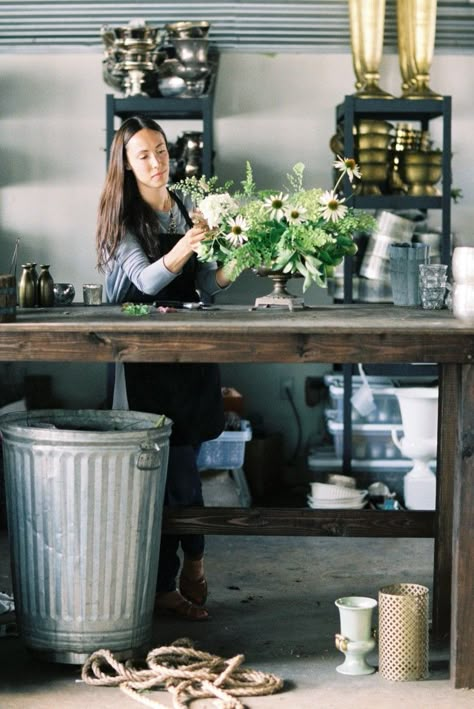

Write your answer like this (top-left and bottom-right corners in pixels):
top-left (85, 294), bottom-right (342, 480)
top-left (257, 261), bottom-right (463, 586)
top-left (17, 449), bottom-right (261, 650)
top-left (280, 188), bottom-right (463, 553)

top-left (168, 208), bottom-right (178, 234)
top-left (165, 191), bottom-right (178, 233)
top-left (156, 191), bottom-right (177, 233)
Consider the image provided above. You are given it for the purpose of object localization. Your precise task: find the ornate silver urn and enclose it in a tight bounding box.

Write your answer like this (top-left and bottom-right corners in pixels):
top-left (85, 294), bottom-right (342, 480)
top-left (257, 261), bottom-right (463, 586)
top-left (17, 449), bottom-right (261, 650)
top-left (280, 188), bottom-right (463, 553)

top-left (101, 20), bottom-right (166, 97)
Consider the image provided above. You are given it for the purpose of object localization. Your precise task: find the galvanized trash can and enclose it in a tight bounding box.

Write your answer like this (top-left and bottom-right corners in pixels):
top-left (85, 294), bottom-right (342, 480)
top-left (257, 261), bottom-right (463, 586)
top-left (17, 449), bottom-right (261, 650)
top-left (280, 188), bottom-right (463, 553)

top-left (0, 409), bottom-right (172, 664)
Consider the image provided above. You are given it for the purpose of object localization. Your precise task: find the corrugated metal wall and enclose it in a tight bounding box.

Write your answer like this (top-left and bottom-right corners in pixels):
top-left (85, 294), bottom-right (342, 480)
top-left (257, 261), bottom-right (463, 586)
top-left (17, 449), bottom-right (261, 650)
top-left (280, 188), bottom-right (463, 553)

top-left (0, 1), bottom-right (473, 52)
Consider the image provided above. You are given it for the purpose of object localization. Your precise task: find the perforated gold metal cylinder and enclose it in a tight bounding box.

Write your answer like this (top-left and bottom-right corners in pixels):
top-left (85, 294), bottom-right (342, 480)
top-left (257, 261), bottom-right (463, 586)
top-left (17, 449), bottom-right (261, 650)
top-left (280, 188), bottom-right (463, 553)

top-left (378, 583), bottom-right (429, 681)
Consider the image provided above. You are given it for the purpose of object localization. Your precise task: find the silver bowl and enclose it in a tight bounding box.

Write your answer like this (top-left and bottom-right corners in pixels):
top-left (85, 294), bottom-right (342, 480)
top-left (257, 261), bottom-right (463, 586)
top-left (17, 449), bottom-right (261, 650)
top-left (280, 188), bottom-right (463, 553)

top-left (53, 283), bottom-right (75, 306)
top-left (158, 75), bottom-right (186, 97)
top-left (165, 21), bottom-right (210, 39)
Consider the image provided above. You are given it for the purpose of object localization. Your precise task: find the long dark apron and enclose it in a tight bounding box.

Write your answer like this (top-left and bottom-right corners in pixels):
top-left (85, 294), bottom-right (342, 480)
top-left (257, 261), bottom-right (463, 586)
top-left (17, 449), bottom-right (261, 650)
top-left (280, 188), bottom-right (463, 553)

top-left (123, 193), bottom-right (225, 592)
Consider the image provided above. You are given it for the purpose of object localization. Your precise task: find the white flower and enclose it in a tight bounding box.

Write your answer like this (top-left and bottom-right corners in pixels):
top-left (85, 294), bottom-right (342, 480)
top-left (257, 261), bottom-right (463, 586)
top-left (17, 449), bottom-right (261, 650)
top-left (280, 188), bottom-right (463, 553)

top-left (263, 192), bottom-right (289, 221)
top-left (319, 190), bottom-right (348, 223)
top-left (199, 193), bottom-right (238, 229)
top-left (284, 205), bottom-right (307, 225)
top-left (225, 216), bottom-right (249, 246)
top-left (333, 155), bottom-right (361, 183)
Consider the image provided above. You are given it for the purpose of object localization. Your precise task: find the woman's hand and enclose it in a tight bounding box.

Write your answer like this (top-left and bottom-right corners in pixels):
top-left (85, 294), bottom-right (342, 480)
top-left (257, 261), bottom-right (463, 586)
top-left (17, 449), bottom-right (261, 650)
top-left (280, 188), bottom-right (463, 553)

top-left (163, 215), bottom-right (211, 273)
top-left (186, 212), bottom-right (212, 253)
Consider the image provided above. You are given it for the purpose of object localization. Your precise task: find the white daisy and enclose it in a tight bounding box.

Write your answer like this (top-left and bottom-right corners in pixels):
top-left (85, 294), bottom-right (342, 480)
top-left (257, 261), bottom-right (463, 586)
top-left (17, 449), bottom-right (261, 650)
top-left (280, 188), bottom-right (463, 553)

top-left (284, 205), bottom-right (307, 225)
top-left (319, 190), bottom-right (348, 223)
top-left (225, 215), bottom-right (250, 246)
top-left (263, 192), bottom-right (289, 221)
top-left (333, 155), bottom-right (362, 183)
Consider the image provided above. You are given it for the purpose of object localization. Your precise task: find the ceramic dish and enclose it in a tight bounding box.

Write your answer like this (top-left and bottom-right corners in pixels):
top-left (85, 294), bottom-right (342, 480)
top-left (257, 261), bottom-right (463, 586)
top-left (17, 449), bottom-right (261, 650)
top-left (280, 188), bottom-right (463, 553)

top-left (310, 481), bottom-right (366, 500)
top-left (307, 495), bottom-right (367, 510)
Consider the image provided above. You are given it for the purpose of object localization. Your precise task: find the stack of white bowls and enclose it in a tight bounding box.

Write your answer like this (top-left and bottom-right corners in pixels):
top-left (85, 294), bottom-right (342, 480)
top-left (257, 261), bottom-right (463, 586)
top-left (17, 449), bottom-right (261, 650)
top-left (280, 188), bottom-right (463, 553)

top-left (452, 246), bottom-right (474, 323)
top-left (307, 482), bottom-right (367, 509)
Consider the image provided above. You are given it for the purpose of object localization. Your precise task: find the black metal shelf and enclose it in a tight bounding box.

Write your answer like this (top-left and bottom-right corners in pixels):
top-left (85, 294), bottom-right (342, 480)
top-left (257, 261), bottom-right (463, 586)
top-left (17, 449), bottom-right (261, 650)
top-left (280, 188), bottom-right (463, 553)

top-left (337, 94), bottom-right (452, 296)
top-left (351, 194), bottom-right (442, 210)
top-left (105, 55), bottom-right (218, 177)
top-left (334, 95), bottom-right (451, 472)
top-left (336, 96), bottom-right (447, 123)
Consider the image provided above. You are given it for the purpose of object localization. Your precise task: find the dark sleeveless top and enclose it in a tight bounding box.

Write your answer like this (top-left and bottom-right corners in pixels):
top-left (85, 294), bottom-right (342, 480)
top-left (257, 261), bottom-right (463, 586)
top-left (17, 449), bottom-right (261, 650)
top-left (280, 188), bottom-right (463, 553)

top-left (123, 193), bottom-right (225, 446)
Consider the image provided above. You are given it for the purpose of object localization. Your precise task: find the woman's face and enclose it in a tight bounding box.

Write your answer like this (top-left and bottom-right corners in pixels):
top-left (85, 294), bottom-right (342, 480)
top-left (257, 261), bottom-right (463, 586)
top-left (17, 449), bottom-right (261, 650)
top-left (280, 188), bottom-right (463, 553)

top-left (125, 128), bottom-right (169, 192)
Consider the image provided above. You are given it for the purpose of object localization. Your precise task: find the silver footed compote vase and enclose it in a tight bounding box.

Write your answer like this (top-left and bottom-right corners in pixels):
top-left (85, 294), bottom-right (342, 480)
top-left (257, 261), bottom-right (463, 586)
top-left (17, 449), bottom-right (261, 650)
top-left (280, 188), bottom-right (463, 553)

top-left (253, 268), bottom-right (304, 311)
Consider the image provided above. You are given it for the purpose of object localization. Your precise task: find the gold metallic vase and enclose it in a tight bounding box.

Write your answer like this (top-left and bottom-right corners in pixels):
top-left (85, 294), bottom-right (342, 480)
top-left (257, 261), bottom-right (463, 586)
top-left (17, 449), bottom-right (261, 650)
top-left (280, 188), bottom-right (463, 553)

top-left (349, 0), bottom-right (393, 99)
top-left (397, 0), bottom-right (442, 99)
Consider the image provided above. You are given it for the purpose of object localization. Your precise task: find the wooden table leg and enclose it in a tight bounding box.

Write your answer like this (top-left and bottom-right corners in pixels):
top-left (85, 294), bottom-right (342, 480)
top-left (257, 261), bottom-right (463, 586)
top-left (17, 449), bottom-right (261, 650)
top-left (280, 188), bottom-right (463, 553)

top-left (450, 363), bottom-right (474, 688)
top-left (432, 364), bottom-right (457, 639)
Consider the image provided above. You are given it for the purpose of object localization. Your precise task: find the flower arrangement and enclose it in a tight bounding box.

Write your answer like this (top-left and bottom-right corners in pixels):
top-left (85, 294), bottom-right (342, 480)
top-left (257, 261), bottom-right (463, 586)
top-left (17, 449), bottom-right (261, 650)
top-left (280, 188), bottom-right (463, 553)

top-left (172, 157), bottom-right (376, 291)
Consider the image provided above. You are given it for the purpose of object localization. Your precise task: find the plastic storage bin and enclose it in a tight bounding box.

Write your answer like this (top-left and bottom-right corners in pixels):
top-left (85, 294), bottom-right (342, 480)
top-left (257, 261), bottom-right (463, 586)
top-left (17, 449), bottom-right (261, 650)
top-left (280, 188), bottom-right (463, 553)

top-left (197, 420), bottom-right (252, 470)
top-left (324, 374), bottom-right (401, 424)
top-left (326, 416), bottom-right (405, 460)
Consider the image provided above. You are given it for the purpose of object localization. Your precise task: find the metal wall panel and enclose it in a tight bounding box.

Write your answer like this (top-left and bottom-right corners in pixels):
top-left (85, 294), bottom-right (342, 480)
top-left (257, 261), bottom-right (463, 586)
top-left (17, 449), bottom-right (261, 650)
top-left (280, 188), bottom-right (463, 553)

top-left (0, 1), bottom-right (473, 52)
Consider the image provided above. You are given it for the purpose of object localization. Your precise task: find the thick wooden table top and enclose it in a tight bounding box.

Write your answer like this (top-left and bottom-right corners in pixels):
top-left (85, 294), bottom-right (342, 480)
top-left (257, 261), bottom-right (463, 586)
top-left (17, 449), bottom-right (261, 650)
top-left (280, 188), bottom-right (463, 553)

top-left (1, 304), bottom-right (473, 364)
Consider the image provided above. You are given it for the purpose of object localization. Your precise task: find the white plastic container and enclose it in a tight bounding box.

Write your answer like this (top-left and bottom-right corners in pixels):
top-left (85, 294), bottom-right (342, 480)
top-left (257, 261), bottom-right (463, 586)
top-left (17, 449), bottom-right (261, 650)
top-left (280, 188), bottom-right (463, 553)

top-left (197, 420), bottom-right (252, 470)
top-left (326, 416), bottom-right (405, 460)
top-left (324, 374), bottom-right (401, 424)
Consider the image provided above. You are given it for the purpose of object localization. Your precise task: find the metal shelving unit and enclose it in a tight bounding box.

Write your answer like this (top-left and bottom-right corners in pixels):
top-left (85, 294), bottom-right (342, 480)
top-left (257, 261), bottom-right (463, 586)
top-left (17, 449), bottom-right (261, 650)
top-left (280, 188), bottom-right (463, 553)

top-left (334, 95), bottom-right (452, 471)
top-left (105, 55), bottom-right (219, 177)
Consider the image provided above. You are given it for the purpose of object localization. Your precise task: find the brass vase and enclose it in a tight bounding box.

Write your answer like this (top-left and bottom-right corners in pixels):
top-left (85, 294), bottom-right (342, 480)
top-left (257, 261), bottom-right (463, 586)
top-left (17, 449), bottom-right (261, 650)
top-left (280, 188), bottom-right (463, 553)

top-left (348, 0), bottom-right (393, 99)
top-left (397, 0), bottom-right (442, 99)
top-left (253, 268), bottom-right (304, 310)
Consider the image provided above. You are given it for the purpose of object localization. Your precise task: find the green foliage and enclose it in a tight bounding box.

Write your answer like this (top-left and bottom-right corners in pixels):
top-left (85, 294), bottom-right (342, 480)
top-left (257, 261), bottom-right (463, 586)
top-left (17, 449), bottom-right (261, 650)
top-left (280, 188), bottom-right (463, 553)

top-left (121, 303), bottom-right (151, 316)
top-left (176, 162), bottom-right (376, 292)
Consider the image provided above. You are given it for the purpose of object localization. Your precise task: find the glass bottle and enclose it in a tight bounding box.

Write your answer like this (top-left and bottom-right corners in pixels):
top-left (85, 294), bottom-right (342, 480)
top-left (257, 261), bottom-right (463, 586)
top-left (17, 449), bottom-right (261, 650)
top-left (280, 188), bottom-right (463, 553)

top-left (37, 265), bottom-right (54, 307)
top-left (18, 264), bottom-right (36, 308)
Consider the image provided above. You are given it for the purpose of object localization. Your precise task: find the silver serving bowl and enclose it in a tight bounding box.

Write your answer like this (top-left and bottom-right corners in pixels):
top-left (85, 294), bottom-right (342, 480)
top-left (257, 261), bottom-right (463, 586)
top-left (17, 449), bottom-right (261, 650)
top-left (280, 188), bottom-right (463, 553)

top-left (158, 75), bottom-right (186, 97)
top-left (53, 283), bottom-right (75, 306)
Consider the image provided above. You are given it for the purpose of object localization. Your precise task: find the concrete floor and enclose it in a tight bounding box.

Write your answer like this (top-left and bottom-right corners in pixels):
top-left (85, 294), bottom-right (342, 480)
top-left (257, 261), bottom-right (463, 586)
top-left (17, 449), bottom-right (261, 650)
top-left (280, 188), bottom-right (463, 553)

top-left (0, 476), bottom-right (473, 708)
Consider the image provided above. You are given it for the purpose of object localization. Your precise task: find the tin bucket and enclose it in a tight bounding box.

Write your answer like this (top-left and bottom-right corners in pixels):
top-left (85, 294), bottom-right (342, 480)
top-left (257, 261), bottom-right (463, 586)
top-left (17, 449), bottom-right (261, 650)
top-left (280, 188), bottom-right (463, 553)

top-left (389, 243), bottom-right (430, 306)
top-left (0, 275), bottom-right (16, 322)
top-left (0, 409), bottom-right (172, 664)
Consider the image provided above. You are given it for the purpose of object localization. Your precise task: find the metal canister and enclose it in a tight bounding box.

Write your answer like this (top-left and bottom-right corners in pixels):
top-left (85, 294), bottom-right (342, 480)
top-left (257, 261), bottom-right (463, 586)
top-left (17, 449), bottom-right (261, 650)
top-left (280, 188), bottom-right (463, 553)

top-left (18, 264), bottom-right (35, 307)
top-left (29, 262), bottom-right (39, 305)
top-left (37, 264), bottom-right (54, 307)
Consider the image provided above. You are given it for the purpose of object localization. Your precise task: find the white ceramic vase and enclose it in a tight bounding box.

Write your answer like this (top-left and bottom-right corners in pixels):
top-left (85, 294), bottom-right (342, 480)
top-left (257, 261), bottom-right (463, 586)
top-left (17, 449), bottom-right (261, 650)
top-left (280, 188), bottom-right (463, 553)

top-left (335, 596), bottom-right (377, 675)
top-left (392, 387), bottom-right (438, 510)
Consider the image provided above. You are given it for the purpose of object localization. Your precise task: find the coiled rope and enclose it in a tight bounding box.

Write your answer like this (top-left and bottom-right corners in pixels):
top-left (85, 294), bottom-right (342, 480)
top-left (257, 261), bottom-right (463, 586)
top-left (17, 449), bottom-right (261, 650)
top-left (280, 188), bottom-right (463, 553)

top-left (81, 638), bottom-right (284, 709)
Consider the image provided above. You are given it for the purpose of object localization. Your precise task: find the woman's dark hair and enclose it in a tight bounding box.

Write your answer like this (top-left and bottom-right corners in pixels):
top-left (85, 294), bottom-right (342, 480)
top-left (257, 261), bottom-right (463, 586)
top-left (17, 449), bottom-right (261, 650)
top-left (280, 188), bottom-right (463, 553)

top-left (96, 115), bottom-right (168, 271)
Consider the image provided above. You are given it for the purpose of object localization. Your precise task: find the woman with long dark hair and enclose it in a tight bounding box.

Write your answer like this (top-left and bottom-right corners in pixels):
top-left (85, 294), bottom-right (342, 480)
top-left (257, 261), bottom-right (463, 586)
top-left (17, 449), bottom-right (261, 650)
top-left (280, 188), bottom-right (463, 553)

top-left (97, 116), bottom-right (234, 621)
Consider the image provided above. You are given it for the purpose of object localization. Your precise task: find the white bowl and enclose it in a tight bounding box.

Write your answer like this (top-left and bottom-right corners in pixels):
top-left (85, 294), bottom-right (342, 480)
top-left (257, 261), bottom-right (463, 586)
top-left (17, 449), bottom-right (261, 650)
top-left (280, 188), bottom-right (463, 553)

top-left (310, 482), bottom-right (366, 501)
top-left (307, 495), bottom-right (367, 509)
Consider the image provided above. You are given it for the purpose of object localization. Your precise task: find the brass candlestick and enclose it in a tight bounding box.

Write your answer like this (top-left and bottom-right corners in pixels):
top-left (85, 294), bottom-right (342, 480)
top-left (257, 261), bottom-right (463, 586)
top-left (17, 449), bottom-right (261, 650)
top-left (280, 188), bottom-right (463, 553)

top-left (349, 0), bottom-right (393, 99)
top-left (397, 0), bottom-right (442, 99)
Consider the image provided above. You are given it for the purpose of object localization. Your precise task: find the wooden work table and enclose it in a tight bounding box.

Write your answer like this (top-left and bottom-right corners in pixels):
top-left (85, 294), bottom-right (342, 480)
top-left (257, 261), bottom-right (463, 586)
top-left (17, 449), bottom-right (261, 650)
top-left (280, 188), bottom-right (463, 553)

top-left (1, 303), bottom-right (473, 687)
